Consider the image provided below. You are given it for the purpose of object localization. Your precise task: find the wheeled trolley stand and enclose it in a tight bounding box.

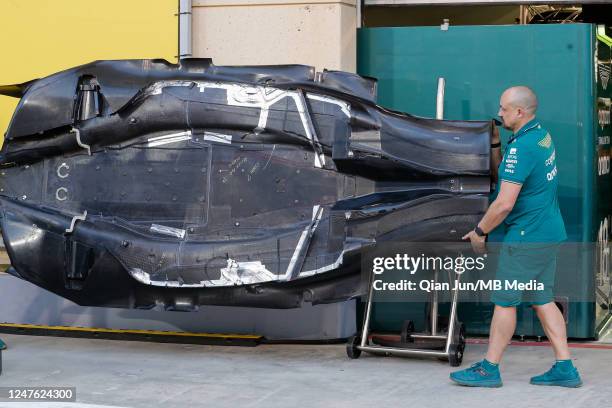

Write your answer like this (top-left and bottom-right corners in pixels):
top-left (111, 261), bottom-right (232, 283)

top-left (346, 267), bottom-right (466, 366)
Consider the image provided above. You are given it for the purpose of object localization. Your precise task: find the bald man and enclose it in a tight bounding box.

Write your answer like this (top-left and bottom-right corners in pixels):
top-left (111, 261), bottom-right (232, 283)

top-left (450, 86), bottom-right (582, 388)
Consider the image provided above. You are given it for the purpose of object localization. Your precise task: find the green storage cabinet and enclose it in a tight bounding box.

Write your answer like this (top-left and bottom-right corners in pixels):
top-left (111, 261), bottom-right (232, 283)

top-left (357, 23), bottom-right (612, 339)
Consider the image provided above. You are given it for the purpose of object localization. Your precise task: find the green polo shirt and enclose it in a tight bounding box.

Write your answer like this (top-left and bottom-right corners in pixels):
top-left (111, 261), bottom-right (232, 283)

top-left (495, 118), bottom-right (567, 243)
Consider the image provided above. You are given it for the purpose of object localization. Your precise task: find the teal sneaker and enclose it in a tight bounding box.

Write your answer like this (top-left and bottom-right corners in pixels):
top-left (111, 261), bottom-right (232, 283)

top-left (530, 361), bottom-right (582, 388)
top-left (450, 360), bottom-right (503, 388)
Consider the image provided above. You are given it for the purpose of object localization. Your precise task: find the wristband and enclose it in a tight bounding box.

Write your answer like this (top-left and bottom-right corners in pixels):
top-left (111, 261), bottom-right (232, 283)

top-left (490, 142), bottom-right (501, 148)
top-left (474, 226), bottom-right (487, 237)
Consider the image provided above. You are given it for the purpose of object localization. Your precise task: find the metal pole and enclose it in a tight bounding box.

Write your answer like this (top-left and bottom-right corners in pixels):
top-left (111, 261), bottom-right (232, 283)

top-left (431, 269), bottom-right (438, 335)
top-left (445, 266), bottom-right (461, 353)
top-left (432, 79), bottom-right (445, 336)
top-left (436, 78), bottom-right (445, 120)
top-left (519, 5), bottom-right (528, 25)
top-left (360, 271), bottom-right (375, 347)
top-left (179, 0), bottom-right (193, 59)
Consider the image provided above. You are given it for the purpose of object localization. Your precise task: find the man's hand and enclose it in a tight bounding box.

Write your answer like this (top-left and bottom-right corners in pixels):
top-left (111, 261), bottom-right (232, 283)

top-left (491, 122), bottom-right (501, 144)
top-left (462, 230), bottom-right (487, 254)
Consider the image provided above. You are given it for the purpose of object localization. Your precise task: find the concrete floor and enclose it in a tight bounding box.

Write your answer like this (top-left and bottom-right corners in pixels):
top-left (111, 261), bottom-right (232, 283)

top-left (0, 334), bottom-right (610, 408)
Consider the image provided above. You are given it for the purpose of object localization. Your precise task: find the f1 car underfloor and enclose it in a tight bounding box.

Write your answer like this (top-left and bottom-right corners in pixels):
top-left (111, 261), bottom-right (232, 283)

top-left (0, 59), bottom-right (492, 310)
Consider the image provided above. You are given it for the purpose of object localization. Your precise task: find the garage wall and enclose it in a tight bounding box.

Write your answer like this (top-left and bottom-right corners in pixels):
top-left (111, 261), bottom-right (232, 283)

top-left (191, 0), bottom-right (357, 72)
top-left (0, 0), bottom-right (178, 143)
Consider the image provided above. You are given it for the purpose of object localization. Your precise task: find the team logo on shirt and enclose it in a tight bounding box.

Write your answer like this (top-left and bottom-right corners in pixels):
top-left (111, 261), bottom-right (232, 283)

top-left (538, 133), bottom-right (552, 148)
top-left (504, 147), bottom-right (518, 174)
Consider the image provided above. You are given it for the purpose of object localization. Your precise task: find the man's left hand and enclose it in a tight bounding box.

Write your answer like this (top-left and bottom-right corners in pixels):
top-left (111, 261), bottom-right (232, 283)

top-left (462, 230), bottom-right (487, 254)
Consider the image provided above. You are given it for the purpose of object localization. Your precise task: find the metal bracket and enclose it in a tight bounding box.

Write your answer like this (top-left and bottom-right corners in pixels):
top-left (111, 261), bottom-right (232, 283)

top-left (65, 211), bottom-right (87, 234)
top-left (70, 127), bottom-right (91, 156)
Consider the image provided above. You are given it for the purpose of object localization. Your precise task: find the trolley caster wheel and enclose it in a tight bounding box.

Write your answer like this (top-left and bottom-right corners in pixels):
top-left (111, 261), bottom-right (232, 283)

top-left (449, 322), bottom-right (466, 367)
top-left (454, 322), bottom-right (466, 353)
top-left (346, 335), bottom-right (362, 359)
top-left (448, 344), bottom-right (464, 367)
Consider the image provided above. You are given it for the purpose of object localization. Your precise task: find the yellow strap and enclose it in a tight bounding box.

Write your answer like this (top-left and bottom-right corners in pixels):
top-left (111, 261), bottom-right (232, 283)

top-left (0, 323), bottom-right (261, 340)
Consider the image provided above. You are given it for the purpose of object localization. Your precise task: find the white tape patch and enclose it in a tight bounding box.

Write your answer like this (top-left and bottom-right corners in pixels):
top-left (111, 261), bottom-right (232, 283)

top-left (203, 131), bottom-right (232, 144)
top-left (148, 131), bottom-right (192, 147)
top-left (150, 224), bottom-right (186, 239)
